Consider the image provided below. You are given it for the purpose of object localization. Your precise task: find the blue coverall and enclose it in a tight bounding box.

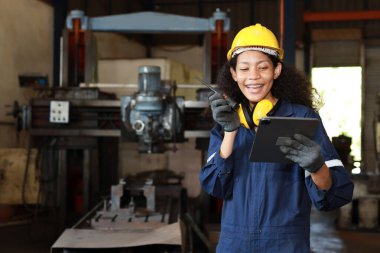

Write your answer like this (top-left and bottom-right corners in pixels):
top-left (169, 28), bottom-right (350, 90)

top-left (199, 100), bottom-right (354, 253)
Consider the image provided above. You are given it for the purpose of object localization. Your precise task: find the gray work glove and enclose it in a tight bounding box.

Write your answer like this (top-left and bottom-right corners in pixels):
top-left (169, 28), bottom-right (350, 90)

top-left (278, 134), bottom-right (325, 173)
top-left (208, 91), bottom-right (240, 132)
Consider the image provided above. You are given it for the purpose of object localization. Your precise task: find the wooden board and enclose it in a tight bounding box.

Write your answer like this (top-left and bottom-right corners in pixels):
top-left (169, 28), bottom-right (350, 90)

top-left (0, 148), bottom-right (39, 204)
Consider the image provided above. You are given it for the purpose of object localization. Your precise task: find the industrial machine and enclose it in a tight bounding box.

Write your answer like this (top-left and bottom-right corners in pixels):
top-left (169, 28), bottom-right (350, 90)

top-left (42, 8), bottom-right (229, 154)
top-left (9, 8), bottom-right (230, 252)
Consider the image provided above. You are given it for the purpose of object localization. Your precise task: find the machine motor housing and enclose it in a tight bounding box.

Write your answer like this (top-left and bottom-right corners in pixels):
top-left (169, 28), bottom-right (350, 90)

top-left (121, 66), bottom-right (185, 153)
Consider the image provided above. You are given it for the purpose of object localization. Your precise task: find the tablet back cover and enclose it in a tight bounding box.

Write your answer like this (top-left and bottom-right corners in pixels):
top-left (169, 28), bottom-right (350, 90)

top-left (249, 117), bottom-right (319, 163)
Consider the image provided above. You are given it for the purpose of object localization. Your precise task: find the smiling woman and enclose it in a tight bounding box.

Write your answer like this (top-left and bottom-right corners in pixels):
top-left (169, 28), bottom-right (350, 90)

top-left (199, 23), bottom-right (354, 253)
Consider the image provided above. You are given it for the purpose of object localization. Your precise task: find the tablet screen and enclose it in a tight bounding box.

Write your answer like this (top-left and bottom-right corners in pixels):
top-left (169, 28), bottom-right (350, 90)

top-left (249, 117), bottom-right (319, 163)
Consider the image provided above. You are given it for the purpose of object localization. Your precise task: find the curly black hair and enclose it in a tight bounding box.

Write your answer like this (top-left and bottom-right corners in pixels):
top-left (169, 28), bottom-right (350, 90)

top-left (216, 53), bottom-right (321, 111)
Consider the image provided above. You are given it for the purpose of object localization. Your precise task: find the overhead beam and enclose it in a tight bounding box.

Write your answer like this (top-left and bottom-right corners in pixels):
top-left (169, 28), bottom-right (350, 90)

top-left (304, 10), bottom-right (380, 22)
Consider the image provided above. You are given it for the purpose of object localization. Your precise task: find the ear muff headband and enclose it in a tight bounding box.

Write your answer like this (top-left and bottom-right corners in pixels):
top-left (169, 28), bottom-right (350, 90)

top-left (237, 103), bottom-right (255, 129)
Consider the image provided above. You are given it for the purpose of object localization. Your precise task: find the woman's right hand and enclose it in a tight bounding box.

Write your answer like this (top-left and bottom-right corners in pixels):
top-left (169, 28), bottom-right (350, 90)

top-left (208, 91), bottom-right (240, 132)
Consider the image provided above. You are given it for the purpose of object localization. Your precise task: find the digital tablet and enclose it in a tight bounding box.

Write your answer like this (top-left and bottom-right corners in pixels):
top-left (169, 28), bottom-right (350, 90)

top-left (249, 116), bottom-right (319, 163)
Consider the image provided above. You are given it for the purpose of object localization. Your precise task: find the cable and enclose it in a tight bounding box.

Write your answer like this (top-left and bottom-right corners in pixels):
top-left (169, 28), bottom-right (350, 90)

top-left (21, 141), bottom-right (34, 213)
top-left (24, 138), bottom-right (61, 242)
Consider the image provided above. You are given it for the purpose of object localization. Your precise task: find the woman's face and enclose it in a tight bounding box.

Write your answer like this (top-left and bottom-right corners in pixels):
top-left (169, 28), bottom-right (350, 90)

top-left (230, 50), bottom-right (282, 105)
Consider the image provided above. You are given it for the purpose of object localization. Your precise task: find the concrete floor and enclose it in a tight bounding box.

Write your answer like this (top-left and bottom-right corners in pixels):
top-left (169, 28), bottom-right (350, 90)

top-left (0, 220), bottom-right (59, 253)
top-left (0, 209), bottom-right (379, 253)
top-left (310, 208), bottom-right (380, 253)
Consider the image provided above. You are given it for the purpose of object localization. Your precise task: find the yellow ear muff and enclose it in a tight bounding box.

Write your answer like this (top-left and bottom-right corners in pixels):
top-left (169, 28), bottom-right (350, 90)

top-left (253, 99), bottom-right (273, 125)
top-left (237, 99), bottom-right (274, 129)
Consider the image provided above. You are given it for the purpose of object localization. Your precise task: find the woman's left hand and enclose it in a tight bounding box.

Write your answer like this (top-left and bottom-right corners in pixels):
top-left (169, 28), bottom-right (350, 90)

top-left (278, 134), bottom-right (325, 173)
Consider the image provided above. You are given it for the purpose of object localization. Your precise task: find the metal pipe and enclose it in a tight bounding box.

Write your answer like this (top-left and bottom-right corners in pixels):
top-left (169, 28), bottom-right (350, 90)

top-left (215, 19), bottom-right (224, 76)
top-left (304, 10), bottom-right (380, 22)
top-left (53, 0), bottom-right (68, 87)
top-left (73, 18), bottom-right (81, 86)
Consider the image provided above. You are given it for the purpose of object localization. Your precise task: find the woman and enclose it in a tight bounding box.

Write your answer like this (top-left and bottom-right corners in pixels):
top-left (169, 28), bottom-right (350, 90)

top-left (199, 24), bottom-right (354, 253)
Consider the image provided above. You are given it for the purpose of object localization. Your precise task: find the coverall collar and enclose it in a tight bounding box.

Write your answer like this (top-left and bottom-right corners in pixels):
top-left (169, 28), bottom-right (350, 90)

top-left (273, 100), bottom-right (294, 117)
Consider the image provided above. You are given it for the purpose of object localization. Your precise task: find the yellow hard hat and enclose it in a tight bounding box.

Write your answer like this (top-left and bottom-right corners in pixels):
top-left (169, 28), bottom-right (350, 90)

top-left (227, 24), bottom-right (284, 61)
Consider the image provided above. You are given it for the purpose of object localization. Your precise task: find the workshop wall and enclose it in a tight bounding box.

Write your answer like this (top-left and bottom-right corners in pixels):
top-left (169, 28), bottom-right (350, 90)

top-left (151, 46), bottom-right (204, 76)
top-left (94, 33), bottom-right (146, 60)
top-left (0, 0), bottom-right (53, 148)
